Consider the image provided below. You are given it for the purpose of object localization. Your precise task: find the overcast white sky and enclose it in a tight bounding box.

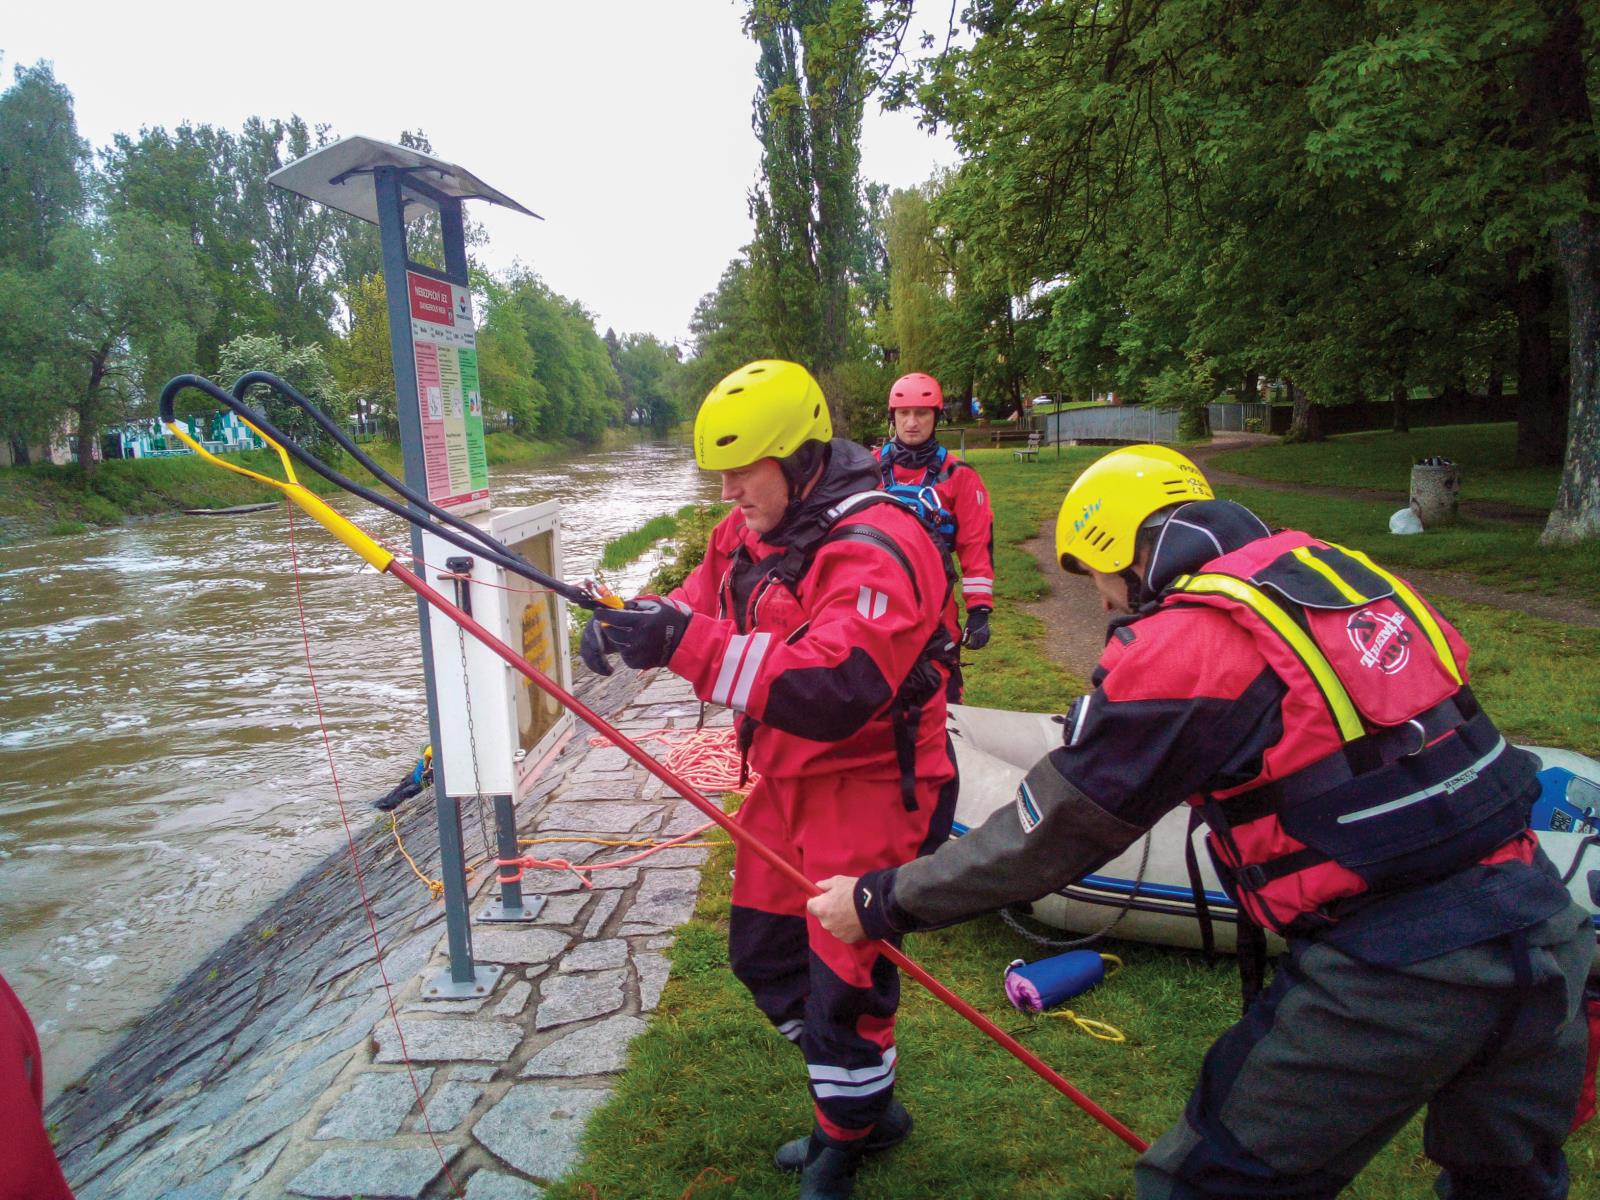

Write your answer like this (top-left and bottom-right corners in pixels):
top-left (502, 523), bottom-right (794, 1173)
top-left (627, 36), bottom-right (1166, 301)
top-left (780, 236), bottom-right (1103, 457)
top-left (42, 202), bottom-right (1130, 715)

top-left (4, 1), bottom-right (958, 347)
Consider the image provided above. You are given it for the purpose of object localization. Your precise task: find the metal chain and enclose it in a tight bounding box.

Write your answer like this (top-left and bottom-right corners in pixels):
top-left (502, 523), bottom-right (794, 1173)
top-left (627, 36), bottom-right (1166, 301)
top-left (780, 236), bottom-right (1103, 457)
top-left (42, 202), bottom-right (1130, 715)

top-left (1000, 832), bottom-right (1154, 949)
top-left (456, 622), bottom-right (494, 860)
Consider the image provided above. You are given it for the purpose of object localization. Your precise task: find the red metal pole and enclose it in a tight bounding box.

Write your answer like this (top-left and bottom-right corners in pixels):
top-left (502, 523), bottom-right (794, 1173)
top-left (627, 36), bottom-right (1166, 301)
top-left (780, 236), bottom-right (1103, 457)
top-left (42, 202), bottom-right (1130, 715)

top-left (387, 560), bottom-right (1150, 1153)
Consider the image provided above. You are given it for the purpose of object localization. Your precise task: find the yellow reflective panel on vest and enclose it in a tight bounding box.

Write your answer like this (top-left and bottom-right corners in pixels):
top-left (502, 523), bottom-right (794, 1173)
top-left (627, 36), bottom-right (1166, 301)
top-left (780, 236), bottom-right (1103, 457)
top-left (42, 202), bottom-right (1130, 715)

top-left (1176, 573), bottom-right (1367, 742)
top-left (1289, 546), bottom-right (1367, 605)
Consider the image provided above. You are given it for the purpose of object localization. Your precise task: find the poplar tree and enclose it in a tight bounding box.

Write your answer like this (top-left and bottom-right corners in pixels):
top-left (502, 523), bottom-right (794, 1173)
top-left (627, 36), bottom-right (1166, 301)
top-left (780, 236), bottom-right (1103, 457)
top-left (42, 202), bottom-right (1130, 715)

top-left (745, 0), bottom-right (889, 376)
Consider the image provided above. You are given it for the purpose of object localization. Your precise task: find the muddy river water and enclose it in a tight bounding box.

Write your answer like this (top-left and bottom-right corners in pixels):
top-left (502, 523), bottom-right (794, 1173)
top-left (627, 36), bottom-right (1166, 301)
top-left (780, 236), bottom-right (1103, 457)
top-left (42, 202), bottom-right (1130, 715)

top-left (0, 435), bottom-right (719, 1101)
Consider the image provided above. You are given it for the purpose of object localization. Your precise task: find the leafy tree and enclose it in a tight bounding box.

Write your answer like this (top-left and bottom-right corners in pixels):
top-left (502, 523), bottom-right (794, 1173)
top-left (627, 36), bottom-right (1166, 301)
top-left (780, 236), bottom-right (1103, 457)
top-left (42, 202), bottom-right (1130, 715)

top-left (330, 273), bottom-right (396, 434)
top-left (745, 0), bottom-right (886, 372)
top-left (476, 276), bottom-right (545, 432)
top-left (476, 269), bottom-right (620, 441)
top-left (100, 121), bottom-right (267, 375)
top-left (235, 115), bottom-right (342, 347)
top-left (884, 181), bottom-right (951, 373)
top-left (886, 0), bottom-right (1600, 541)
top-left (217, 333), bottom-right (348, 445)
top-left (51, 211), bottom-right (214, 468)
top-left (0, 60), bottom-right (88, 273)
top-left (615, 334), bottom-right (684, 430)
top-left (0, 266), bottom-right (77, 459)
top-left (683, 256), bottom-right (773, 406)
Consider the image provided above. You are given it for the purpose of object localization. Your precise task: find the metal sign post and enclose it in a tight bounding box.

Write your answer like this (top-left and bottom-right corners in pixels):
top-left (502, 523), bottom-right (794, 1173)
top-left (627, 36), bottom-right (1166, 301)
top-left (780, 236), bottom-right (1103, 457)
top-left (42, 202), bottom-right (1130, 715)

top-left (269, 138), bottom-right (540, 999)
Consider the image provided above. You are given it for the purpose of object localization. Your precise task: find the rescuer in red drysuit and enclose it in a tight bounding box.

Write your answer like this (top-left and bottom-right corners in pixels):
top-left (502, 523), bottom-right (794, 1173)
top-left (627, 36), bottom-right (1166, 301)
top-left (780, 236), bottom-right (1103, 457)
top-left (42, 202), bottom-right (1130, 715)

top-left (811, 446), bottom-right (1595, 1200)
top-left (580, 360), bottom-right (959, 1200)
top-left (874, 372), bottom-right (996, 693)
top-left (0, 973), bottom-right (75, 1200)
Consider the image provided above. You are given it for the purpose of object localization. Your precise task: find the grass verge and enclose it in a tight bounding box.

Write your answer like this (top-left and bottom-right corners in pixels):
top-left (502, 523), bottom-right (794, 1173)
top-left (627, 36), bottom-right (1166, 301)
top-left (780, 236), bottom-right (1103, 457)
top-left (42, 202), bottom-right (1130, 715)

top-left (600, 505), bottom-right (705, 572)
top-left (1210, 422), bottom-right (1560, 511)
top-left (1219, 481), bottom-right (1600, 601)
top-left (555, 445), bottom-right (1598, 1198)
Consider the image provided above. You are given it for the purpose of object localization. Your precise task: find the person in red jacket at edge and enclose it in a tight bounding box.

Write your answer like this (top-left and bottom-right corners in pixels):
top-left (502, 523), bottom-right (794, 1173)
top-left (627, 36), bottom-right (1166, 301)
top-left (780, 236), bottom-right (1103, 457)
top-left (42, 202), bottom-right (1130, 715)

top-left (1, 973), bottom-right (76, 1200)
top-left (811, 445), bottom-right (1595, 1200)
top-left (580, 360), bottom-right (960, 1199)
top-left (875, 372), bottom-right (996, 692)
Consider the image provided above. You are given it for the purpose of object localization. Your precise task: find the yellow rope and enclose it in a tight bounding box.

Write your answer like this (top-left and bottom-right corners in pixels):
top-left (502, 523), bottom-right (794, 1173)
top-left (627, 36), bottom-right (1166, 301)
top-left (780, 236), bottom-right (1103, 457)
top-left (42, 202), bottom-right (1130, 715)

top-left (389, 812), bottom-right (445, 901)
top-left (390, 824), bottom-right (735, 903)
top-left (516, 836), bottom-right (729, 849)
top-left (1043, 1009), bottom-right (1127, 1042)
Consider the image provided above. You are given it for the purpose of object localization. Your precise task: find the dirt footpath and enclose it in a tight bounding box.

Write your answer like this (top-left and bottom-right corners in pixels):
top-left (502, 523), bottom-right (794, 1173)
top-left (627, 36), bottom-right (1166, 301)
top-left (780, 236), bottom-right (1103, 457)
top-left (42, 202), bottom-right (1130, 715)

top-left (1019, 519), bottom-right (1113, 683)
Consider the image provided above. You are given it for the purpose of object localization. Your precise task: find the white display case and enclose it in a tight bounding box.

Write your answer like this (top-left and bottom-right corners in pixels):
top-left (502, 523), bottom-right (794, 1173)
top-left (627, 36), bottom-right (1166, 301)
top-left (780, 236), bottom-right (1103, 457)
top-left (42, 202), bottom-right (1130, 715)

top-left (421, 500), bottom-right (573, 802)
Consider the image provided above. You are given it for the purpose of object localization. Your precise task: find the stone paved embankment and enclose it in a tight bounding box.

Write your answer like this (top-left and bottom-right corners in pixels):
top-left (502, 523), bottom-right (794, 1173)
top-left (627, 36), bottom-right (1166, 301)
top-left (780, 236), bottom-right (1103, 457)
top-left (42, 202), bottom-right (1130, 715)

top-left (47, 665), bottom-right (724, 1199)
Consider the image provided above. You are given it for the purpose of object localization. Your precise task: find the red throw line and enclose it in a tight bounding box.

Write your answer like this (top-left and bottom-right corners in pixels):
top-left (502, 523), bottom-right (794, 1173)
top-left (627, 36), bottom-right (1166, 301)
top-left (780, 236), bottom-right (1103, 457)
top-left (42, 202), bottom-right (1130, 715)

top-left (387, 560), bottom-right (1149, 1154)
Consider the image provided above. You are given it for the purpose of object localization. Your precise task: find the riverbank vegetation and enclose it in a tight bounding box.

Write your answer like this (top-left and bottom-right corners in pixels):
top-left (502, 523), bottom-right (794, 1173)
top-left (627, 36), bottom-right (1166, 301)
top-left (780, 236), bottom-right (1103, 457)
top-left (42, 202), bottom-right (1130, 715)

top-left (555, 446), bottom-right (1599, 1197)
top-left (0, 75), bottom-right (696, 477)
top-left (0, 428), bottom-right (599, 542)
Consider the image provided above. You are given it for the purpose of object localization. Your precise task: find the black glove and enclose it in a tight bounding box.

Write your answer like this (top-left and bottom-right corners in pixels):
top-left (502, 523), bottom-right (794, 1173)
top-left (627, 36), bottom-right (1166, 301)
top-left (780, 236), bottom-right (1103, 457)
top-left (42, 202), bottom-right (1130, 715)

top-left (578, 613), bottom-right (615, 676)
top-left (593, 596), bottom-right (693, 670)
top-left (963, 606), bottom-right (992, 650)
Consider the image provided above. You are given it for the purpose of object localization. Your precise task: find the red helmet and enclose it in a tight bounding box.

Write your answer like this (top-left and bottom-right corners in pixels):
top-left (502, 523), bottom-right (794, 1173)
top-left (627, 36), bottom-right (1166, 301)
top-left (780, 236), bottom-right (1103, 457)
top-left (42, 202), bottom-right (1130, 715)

top-left (888, 372), bottom-right (944, 411)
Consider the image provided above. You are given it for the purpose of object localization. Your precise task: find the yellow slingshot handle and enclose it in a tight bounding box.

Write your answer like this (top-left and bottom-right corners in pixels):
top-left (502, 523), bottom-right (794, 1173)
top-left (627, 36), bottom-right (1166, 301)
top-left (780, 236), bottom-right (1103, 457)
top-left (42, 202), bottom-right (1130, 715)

top-left (163, 418), bottom-right (394, 572)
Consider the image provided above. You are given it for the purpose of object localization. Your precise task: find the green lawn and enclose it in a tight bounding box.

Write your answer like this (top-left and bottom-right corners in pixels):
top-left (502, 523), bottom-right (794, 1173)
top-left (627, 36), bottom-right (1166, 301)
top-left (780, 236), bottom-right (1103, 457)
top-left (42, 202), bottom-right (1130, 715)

top-left (1220, 482), bottom-right (1600, 601)
top-left (554, 445), bottom-right (1600, 1198)
top-left (1210, 422), bottom-right (1560, 511)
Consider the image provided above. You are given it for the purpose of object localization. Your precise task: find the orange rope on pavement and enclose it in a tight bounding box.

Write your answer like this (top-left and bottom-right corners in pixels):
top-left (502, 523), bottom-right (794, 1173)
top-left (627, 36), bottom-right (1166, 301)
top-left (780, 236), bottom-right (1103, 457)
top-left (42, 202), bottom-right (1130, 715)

top-left (587, 725), bottom-right (758, 796)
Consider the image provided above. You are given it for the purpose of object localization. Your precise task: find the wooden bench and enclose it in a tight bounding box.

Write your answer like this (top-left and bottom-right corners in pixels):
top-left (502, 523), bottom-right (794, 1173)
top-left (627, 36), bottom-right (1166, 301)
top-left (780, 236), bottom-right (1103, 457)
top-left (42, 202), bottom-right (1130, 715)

top-left (1013, 432), bottom-right (1042, 462)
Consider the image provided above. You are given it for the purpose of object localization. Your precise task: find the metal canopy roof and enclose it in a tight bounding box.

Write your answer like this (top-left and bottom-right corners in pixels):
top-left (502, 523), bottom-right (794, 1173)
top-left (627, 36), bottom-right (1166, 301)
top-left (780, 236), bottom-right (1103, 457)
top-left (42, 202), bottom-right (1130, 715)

top-left (266, 135), bottom-right (540, 226)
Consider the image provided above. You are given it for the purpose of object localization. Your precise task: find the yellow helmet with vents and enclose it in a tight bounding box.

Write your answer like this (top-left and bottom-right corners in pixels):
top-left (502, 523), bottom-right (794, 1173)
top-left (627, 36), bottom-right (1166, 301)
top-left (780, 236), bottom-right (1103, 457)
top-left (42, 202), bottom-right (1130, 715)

top-left (1055, 445), bottom-right (1214, 573)
top-left (694, 360), bottom-right (832, 471)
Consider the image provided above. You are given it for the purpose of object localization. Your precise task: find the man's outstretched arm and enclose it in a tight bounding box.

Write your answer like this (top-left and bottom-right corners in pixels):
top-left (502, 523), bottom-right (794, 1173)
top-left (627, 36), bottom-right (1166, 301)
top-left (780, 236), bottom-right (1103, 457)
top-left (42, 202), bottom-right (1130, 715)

top-left (810, 754), bottom-right (1146, 942)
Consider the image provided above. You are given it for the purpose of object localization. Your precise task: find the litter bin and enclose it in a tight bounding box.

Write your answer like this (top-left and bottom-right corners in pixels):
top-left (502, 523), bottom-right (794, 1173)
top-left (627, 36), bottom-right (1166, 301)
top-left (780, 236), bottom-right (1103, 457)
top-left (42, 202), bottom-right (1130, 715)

top-left (1410, 457), bottom-right (1459, 527)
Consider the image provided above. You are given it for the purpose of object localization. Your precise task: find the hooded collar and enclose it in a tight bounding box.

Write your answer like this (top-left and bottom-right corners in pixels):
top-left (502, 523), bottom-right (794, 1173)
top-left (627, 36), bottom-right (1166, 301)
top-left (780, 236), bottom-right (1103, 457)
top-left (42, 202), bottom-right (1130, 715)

top-left (762, 439), bottom-right (881, 548)
top-left (1143, 500), bottom-right (1272, 595)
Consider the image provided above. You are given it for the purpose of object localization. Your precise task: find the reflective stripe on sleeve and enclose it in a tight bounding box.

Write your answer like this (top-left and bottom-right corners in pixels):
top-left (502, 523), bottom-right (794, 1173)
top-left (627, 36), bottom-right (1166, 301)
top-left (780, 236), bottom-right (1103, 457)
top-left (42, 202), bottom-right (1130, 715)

top-left (711, 631), bottom-right (773, 710)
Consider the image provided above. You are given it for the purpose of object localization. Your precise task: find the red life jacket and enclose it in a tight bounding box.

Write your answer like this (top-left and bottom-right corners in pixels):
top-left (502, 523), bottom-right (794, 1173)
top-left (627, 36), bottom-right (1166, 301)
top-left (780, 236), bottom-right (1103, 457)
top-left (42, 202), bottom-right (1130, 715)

top-left (1162, 531), bottom-right (1538, 937)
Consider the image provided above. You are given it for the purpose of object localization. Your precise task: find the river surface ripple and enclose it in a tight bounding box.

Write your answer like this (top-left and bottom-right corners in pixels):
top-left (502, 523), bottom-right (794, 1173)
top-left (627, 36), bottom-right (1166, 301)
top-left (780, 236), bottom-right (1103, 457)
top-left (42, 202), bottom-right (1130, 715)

top-left (0, 436), bottom-right (718, 1101)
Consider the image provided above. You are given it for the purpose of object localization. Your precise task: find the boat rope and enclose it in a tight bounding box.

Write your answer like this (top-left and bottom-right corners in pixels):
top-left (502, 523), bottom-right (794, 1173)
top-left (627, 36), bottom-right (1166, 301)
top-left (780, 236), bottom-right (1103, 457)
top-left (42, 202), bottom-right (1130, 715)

top-left (284, 500), bottom-right (463, 1198)
top-left (1001, 831), bottom-right (1154, 949)
top-left (160, 370), bottom-right (1150, 1154)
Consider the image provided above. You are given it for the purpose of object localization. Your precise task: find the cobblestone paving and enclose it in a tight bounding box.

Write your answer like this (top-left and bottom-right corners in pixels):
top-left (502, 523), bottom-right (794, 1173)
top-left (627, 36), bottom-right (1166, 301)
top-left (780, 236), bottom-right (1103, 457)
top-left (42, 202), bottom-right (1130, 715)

top-left (47, 665), bottom-right (726, 1199)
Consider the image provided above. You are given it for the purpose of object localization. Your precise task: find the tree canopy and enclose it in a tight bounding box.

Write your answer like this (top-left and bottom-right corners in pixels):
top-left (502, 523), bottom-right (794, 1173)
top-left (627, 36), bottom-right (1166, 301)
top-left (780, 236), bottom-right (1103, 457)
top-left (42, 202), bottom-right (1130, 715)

top-left (0, 67), bottom-right (652, 468)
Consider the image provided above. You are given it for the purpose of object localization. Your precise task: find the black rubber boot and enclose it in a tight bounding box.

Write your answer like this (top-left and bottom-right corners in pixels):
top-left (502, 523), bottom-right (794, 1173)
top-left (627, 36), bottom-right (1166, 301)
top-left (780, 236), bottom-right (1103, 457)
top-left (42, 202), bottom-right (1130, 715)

top-left (796, 1131), bottom-right (864, 1200)
top-left (773, 1101), bottom-right (913, 1173)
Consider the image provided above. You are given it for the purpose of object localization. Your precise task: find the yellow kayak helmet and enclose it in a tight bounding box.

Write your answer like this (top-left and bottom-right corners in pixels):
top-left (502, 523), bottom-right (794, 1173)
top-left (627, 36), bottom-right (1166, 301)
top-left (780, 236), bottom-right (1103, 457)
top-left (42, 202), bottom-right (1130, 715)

top-left (695, 360), bottom-right (832, 471)
top-left (1055, 445), bottom-right (1214, 573)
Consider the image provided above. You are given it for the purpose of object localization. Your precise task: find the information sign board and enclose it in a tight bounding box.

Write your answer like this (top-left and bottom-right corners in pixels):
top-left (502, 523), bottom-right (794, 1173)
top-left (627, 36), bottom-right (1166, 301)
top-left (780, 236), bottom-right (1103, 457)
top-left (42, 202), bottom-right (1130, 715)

top-left (408, 270), bottom-right (489, 512)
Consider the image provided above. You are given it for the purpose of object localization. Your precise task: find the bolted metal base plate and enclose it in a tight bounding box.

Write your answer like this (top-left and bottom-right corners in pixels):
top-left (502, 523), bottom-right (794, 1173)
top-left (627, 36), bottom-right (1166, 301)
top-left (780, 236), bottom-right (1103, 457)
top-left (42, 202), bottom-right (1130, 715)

top-left (420, 963), bottom-right (503, 1000)
top-left (477, 893), bottom-right (548, 923)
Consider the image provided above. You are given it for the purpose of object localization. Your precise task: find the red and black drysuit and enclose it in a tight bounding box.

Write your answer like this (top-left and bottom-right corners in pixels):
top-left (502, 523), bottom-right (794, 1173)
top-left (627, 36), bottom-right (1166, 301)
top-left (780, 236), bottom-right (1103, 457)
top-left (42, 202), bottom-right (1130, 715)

top-left (875, 438), bottom-right (995, 690)
top-left (666, 440), bottom-right (959, 1145)
top-left (850, 500), bottom-right (1593, 1199)
top-left (0, 973), bottom-right (74, 1200)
